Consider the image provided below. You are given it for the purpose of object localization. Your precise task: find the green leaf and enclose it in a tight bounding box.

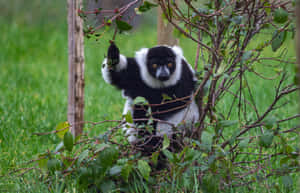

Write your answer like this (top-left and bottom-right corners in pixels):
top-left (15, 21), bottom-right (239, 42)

top-left (200, 131), bottom-right (213, 151)
top-left (218, 120), bottom-right (238, 128)
top-left (231, 16), bottom-right (242, 25)
top-left (146, 107), bottom-right (152, 116)
top-left (117, 158), bottom-right (128, 165)
top-left (229, 130), bottom-right (240, 145)
top-left (162, 134), bottom-right (170, 150)
top-left (280, 157), bottom-right (290, 166)
top-left (208, 154), bottom-right (216, 165)
top-left (147, 117), bottom-right (154, 125)
top-left (100, 180), bottom-right (116, 193)
top-left (109, 165), bottom-right (122, 176)
top-left (63, 132), bottom-right (74, 152)
top-left (283, 144), bottom-right (293, 154)
top-left (215, 64), bottom-right (226, 76)
top-left (263, 115), bottom-right (277, 129)
top-left (273, 8), bottom-right (289, 24)
top-left (271, 30), bottom-right (287, 52)
top-left (77, 150), bottom-right (89, 165)
top-left (259, 132), bottom-right (274, 148)
top-left (138, 1), bottom-right (157, 12)
top-left (62, 157), bottom-right (73, 168)
top-left (78, 167), bottom-right (90, 179)
top-left (38, 157), bottom-right (49, 170)
top-left (55, 121), bottom-right (70, 139)
top-left (184, 148), bottom-right (201, 162)
top-left (133, 96), bottom-right (148, 105)
top-left (116, 19), bottom-right (132, 31)
top-left (137, 160), bottom-right (151, 181)
top-left (74, 134), bottom-right (81, 143)
top-left (47, 158), bottom-right (61, 172)
top-left (163, 149), bottom-right (174, 162)
top-left (264, 2), bottom-right (271, 14)
top-left (95, 143), bottom-right (110, 152)
top-left (97, 146), bottom-right (119, 169)
top-left (241, 51), bottom-right (252, 63)
top-left (203, 79), bottom-right (211, 95)
top-left (202, 174), bottom-right (220, 193)
top-left (201, 131), bottom-right (213, 144)
top-left (239, 138), bottom-right (250, 149)
top-left (162, 93), bottom-right (172, 102)
top-left (151, 152), bottom-right (159, 166)
top-left (124, 111), bottom-right (133, 124)
top-left (281, 175), bottom-right (293, 189)
top-left (121, 163), bottom-right (133, 182)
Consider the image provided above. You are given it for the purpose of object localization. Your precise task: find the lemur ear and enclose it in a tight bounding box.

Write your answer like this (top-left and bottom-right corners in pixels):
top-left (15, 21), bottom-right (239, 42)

top-left (135, 48), bottom-right (149, 66)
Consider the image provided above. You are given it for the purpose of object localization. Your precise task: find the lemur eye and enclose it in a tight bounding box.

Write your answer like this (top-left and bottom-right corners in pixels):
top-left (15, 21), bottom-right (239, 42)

top-left (167, 63), bottom-right (173, 68)
top-left (152, 64), bottom-right (158, 69)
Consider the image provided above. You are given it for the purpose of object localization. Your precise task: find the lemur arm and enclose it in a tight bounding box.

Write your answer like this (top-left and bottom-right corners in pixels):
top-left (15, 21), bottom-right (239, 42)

top-left (101, 42), bottom-right (141, 91)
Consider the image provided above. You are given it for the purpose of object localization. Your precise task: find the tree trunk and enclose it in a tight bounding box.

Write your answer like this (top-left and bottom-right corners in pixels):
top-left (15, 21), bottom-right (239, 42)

top-left (68, 0), bottom-right (85, 136)
top-left (157, 0), bottom-right (178, 46)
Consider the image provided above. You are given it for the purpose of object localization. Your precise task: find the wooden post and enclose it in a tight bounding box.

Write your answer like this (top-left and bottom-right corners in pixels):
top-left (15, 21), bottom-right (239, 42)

top-left (157, 0), bottom-right (179, 46)
top-left (68, 0), bottom-right (85, 136)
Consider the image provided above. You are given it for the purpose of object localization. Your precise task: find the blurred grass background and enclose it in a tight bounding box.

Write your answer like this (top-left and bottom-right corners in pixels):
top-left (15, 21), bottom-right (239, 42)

top-left (0, 0), bottom-right (298, 192)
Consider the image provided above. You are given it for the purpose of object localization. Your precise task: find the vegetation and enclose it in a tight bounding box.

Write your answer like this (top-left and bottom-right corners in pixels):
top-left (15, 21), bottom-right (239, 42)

top-left (0, 0), bottom-right (299, 192)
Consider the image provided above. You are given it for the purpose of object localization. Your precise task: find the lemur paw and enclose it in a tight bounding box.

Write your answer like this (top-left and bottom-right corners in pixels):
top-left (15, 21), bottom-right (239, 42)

top-left (107, 42), bottom-right (120, 67)
top-left (122, 125), bottom-right (138, 144)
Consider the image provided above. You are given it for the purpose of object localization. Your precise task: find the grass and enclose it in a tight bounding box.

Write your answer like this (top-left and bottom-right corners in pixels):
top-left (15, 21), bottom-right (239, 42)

top-left (0, 1), bottom-right (299, 192)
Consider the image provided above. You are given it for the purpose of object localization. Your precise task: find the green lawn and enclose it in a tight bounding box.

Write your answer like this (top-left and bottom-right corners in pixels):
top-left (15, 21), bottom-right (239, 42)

top-left (0, 13), bottom-right (162, 191)
top-left (0, 2), bottom-right (299, 192)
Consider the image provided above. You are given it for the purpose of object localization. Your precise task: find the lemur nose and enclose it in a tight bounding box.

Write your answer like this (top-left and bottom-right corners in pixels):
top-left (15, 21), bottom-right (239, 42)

top-left (156, 66), bottom-right (170, 81)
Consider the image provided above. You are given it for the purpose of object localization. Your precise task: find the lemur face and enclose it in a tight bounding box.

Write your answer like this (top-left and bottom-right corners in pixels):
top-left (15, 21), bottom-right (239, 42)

top-left (146, 46), bottom-right (176, 81)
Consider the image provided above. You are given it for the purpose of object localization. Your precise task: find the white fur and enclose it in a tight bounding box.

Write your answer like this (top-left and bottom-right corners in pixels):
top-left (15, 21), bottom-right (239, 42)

top-left (126, 128), bottom-right (138, 143)
top-left (101, 58), bottom-right (112, 84)
top-left (122, 122), bottom-right (138, 144)
top-left (121, 97), bottom-right (138, 143)
top-left (172, 45), bottom-right (197, 81)
top-left (135, 46), bottom-right (184, 89)
top-left (122, 97), bottom-right (133, 115)
top-left (156, 66), bottom-right (170, 79)
top-left (156, 99), bottom-right (199, 137)
top-left (123, 98), bottom-right (199, 143)
top-left (101, 55), bottom-right (127, 84)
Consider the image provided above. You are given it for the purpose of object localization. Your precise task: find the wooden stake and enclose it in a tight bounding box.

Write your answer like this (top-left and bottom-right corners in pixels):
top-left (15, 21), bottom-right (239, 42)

top-left (67, 0), bottom-right (85, 136)
top-left (157, 0), bottom-right (179, 46)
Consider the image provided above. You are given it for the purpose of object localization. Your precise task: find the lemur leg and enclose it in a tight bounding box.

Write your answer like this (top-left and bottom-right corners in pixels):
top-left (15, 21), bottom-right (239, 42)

top-left (121, 97), bottom-right (138, 144)
top-left (156, 99), bottom-right (199, 137)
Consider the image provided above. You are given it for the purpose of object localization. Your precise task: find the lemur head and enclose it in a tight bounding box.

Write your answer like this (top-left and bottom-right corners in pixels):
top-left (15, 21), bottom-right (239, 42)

top-left (146, 46), bottom-right (176, 81)
top-left (135, 45), bottom-right (184, 89)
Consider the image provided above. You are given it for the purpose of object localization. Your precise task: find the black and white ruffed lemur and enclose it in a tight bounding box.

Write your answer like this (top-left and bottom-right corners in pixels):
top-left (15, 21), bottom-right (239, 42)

top-left (101, 42), bottom-right (199, 152)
